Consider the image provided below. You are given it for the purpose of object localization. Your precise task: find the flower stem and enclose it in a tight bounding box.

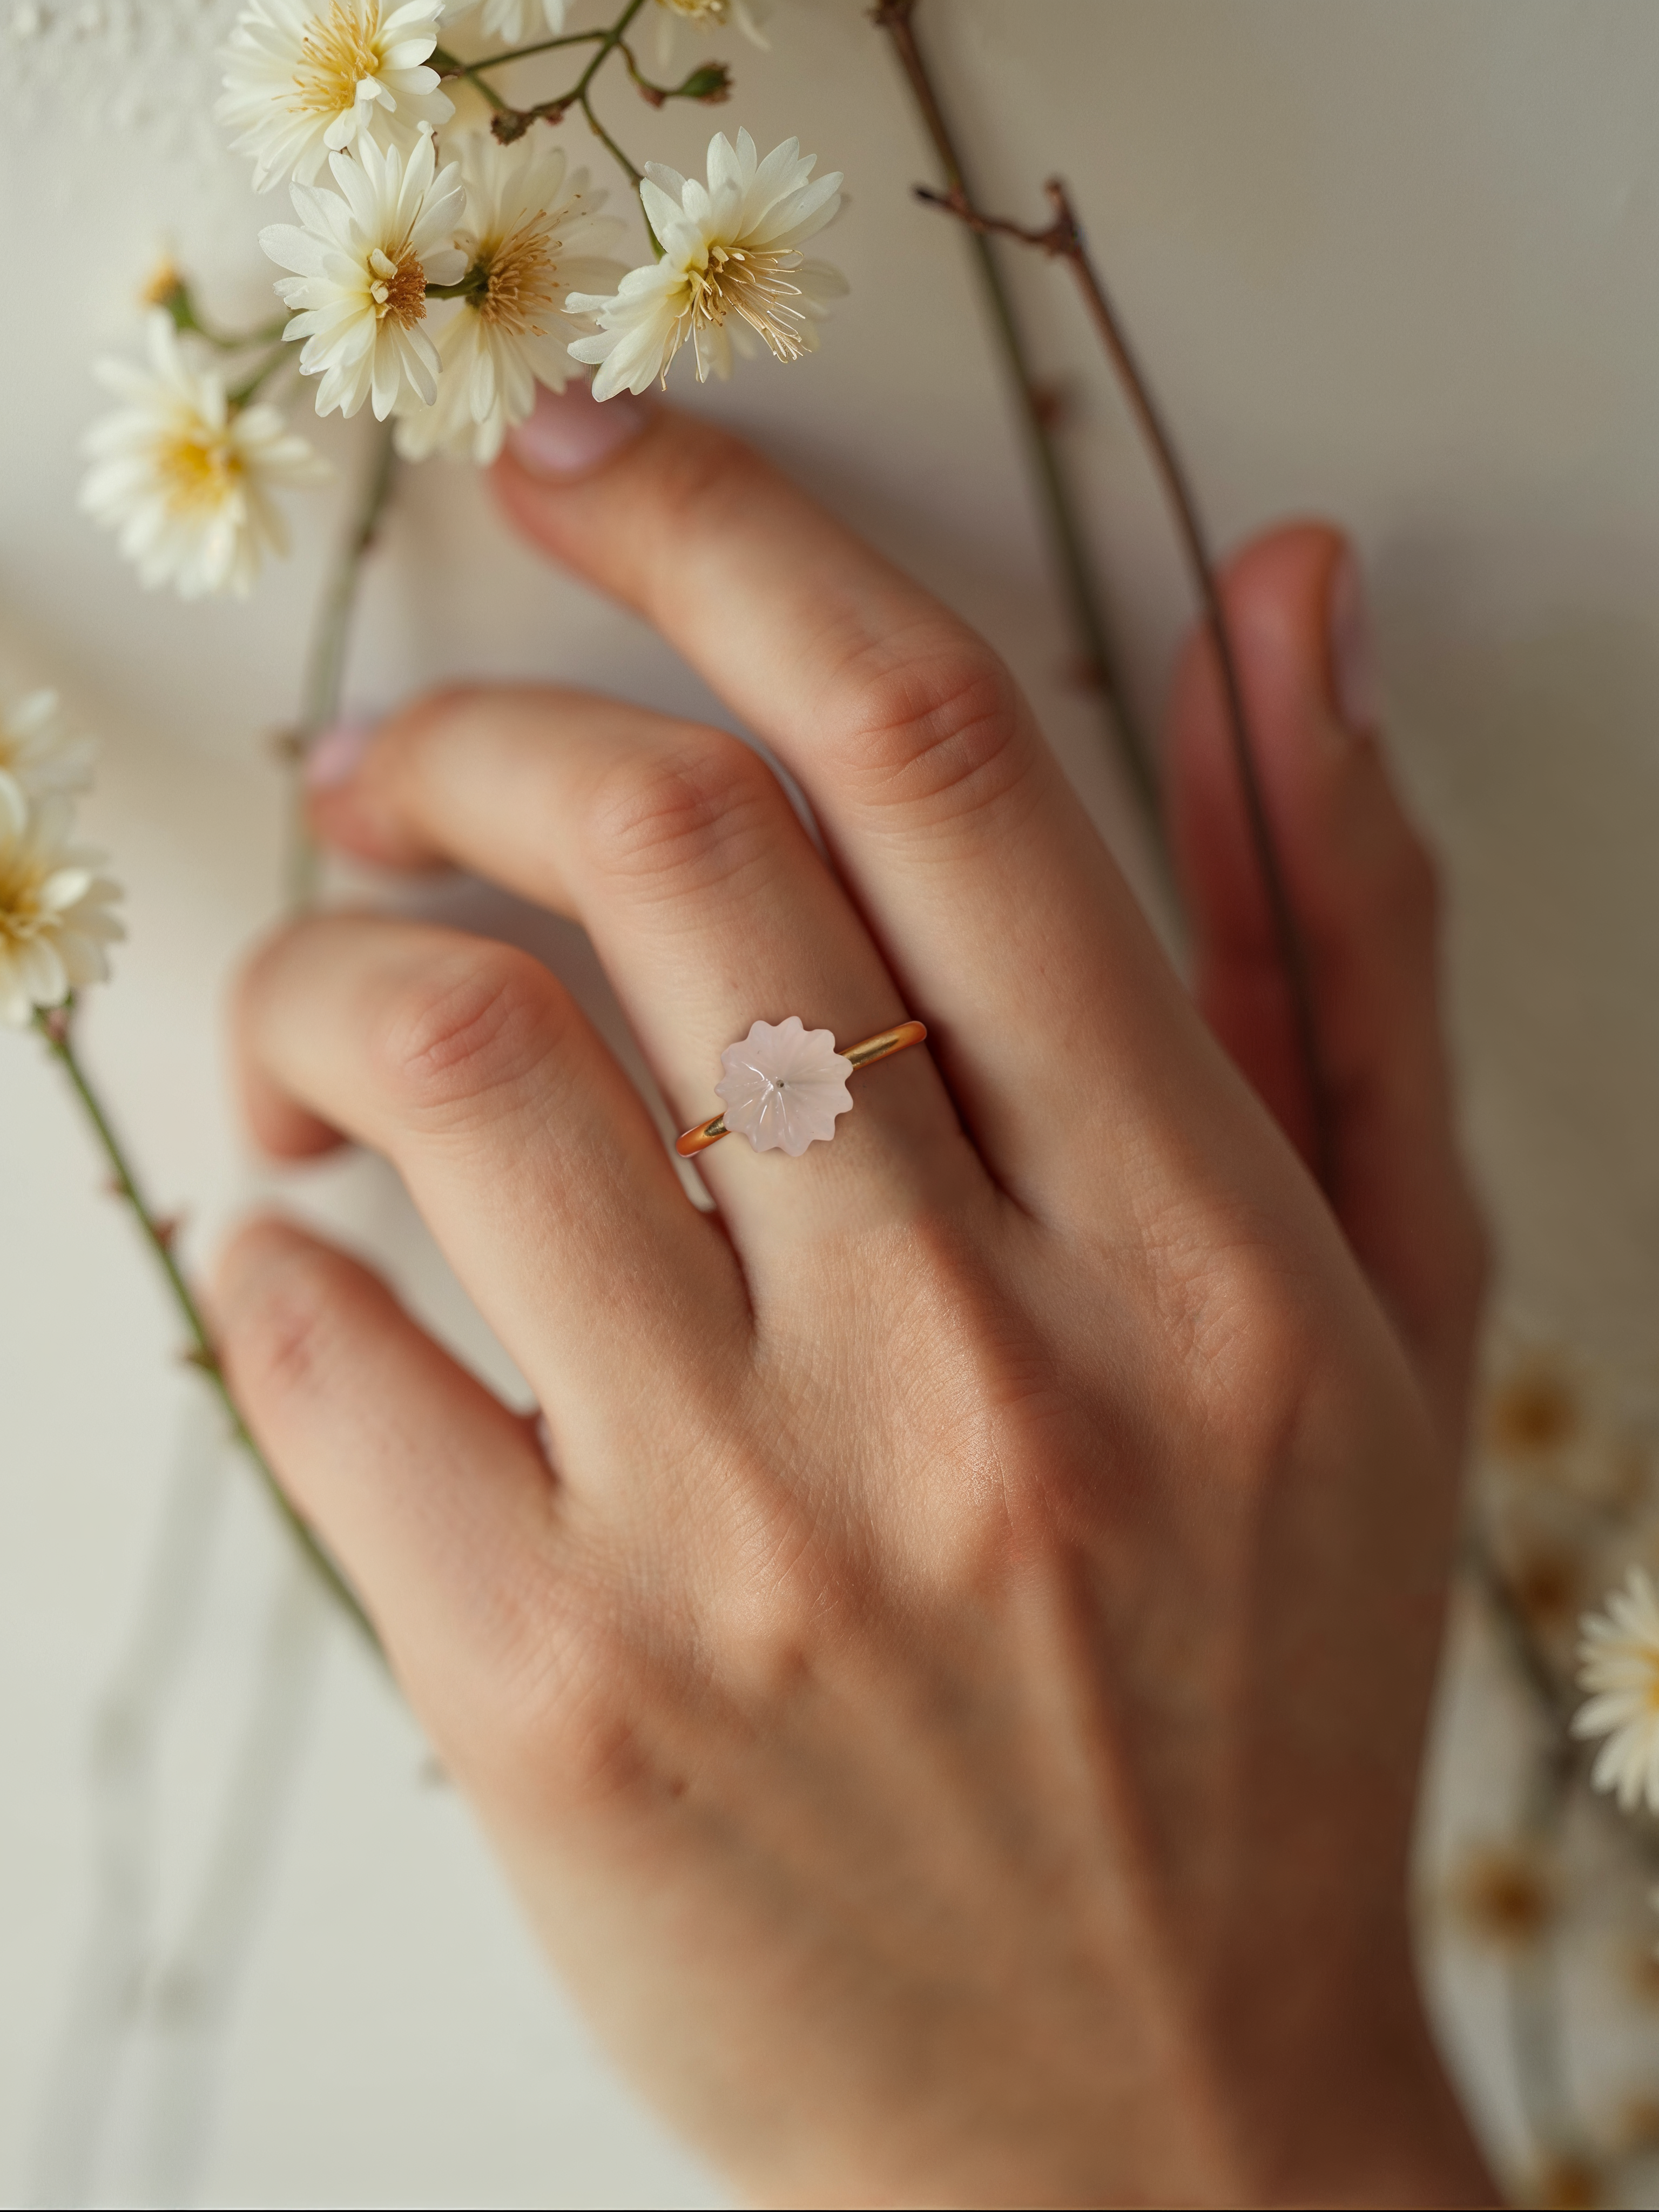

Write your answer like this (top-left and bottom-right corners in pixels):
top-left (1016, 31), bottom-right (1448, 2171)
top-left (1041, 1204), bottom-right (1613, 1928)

top-left (433, 30), bottom-right (608, 81)
top-left (226, 343), bottom-right (296, 409)
top-left (34, 1008), bottom-right (377, 1652)
top-left (286, 417), bottom-right (399, 912)
top-left (467, 0), bottom-right (655, 205)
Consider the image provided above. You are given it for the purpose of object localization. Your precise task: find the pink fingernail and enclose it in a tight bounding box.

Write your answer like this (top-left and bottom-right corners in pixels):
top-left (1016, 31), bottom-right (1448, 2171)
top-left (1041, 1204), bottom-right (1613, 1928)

top-left (304, 718), bottom-right (375, 791)
top-left (1327, 549), bottom-right (1380, 735)
top-left (506, 379), bottom-right (651, 482)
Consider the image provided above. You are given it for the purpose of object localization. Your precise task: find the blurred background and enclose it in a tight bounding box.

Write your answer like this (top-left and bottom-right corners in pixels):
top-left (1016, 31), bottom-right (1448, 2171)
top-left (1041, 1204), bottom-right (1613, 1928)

top-left (5, 2), bottom-right (1659, 2203)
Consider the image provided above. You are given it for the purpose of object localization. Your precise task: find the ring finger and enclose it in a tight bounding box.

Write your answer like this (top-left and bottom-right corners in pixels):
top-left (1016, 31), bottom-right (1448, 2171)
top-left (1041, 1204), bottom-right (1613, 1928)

top-left (308, 682), bottom-right (986, 1258)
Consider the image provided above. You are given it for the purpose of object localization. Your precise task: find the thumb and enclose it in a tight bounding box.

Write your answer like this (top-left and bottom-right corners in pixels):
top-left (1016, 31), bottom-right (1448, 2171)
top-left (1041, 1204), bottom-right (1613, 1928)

top-left (1164, 524), bottom-right (1487, 1442)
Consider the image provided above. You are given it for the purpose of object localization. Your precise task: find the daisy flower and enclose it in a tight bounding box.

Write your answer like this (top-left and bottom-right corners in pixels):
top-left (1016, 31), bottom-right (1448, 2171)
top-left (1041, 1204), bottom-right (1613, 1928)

top-left (653, 0), bottom-right (770, 65)
top-left (261, 131), bottom-right (468, 420)
top-left (567, 129), bottom-right (845, 396)
top-left (0, 786), bottom-right (124, 1028)
top-left (81, 312), bottom-right (331, 599)
top-left (218, 0), bottom-right (454, 192)
top-left (1574, 1567), bottom-right (1659, 1811)
top-left (395, 132), bottom-right (623, 462)
top-left (446, 0), bottom-right (569, 42)
top-left (0, 692), bottom-right (96, 816)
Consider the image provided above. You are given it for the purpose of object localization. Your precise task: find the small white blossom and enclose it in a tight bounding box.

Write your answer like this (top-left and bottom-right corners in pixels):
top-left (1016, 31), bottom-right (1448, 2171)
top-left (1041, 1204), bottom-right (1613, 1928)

top-left (0, 786), bottom-right (123, 1027)
top-left (653, 0), bottom-right (770, 66)
top-left (262, 131), bottom-right (467, 420)
top-left (81, 313), bottom-right (331, 599)
top-left (445, 0), bottom-right (568, 41)
top-left (218, 0), bottom-right (454, 192)
top-left (0, 693), bottom-right (96, 817)
top-left (395, 132), bottom-right (624, 463)
top-left (1574, 1567), bottom-right (1659, 1811)
top-left (567, 129), bottom-right (844, 397)
top-left (715, 1016), bottom-right (852, 1156)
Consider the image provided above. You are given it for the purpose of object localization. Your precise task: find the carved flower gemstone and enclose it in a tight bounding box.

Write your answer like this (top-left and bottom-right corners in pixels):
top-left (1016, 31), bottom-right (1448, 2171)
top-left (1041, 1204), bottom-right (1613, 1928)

top-left (714, 1016), bottom-right (853, 1157)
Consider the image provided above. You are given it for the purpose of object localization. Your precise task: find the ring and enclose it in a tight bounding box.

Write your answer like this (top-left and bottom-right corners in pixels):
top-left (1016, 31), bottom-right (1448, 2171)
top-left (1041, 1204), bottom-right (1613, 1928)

top-left (676, 1015), bottom-right (929, 1158)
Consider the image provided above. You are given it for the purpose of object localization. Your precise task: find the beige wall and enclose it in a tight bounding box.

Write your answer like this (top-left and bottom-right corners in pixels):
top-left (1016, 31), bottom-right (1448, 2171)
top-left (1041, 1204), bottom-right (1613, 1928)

top-left (3, 3), bottom-right (1657, 2200)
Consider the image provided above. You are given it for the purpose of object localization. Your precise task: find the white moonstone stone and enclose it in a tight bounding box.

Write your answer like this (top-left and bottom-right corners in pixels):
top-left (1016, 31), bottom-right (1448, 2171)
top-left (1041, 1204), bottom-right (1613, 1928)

top-left (714, 1016), bottom-right (854, 1157)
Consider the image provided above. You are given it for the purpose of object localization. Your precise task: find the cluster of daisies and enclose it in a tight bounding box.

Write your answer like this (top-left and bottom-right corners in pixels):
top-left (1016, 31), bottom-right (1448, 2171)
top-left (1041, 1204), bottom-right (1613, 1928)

top-left (0, 693), bottom-right (123, 1029)
top-left (82, 0), bottom-right (842, 598)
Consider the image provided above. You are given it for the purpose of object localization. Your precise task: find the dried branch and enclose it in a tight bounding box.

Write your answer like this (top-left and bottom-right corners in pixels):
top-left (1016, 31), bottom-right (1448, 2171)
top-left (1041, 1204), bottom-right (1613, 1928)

top-left (870, 0), bottom-right (1155, 836)
top-left (917, 171), bottom-right (1336, 1192)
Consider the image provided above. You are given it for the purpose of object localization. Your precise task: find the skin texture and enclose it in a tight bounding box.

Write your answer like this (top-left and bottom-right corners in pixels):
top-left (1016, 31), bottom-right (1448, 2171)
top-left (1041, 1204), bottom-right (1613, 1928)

top-left (214, 389), bottom-right (1498, 2209)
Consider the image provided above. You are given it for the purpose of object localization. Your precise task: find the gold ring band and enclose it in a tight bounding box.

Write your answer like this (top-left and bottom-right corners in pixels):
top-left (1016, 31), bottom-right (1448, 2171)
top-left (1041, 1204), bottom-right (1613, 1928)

top-left (676, 1019), bottom-right (928, 1157)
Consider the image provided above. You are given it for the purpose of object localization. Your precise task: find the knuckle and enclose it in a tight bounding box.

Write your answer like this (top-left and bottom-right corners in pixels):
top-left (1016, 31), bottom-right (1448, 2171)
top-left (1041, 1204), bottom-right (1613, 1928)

top-left (368, 941), bottom-right (565, 1131)
top-left (224, 1242), bottom-right (355, 1412)
top-left (835, 626), bottom-right (1029, 828)
top-left (579, 732), bottom-right (782, 906)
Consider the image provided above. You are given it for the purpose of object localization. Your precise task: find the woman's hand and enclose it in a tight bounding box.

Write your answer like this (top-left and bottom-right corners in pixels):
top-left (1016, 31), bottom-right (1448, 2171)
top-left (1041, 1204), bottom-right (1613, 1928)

top-left (215, 386), bottom-right (1493, 2209)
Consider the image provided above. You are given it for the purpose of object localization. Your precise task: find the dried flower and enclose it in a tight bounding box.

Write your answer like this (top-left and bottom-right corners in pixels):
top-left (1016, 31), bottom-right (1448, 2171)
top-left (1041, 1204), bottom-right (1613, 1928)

top-left (1447, 1843), bottom-right (1556, 1948)
top-left (82, 313), bottom-right (330, 599)
top-left (218, 0), bottom-right (454, 192)
top-left (262, 131), bottom-right (467, 419)
top-left (394, 132), bottom-right (623, 463)
top-left (1574, 1567), bottom-right (1659, 1811)
top-left (714, 1016), bottom-right (852, 1156)
top-left (0, 693), bottom-right (96, 815)
top-left (567, 129), bottom-right (845, 396)
top-left (653, 0), bottom-right (770, 64)
top-left (1529, 2153), bottom-right (1603, 2211)
top-left (1488, 1355), bottom-right (1583, 1461)
top-left (0, 787), bottom-right (123, 1027)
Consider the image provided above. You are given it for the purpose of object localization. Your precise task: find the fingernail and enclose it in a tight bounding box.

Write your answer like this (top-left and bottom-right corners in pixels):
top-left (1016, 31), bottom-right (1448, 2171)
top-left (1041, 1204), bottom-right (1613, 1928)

top-left (506, 379), bottom-right (651, 482)
top-left (1327, 549), bottom-right (1380, 735)
top-left (304, 718), bottom-right (375, 792)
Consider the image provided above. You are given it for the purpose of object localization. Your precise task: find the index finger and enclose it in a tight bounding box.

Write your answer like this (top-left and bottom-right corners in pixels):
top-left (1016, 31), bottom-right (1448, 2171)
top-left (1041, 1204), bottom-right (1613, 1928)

top-left (493, 387), bottom-right (1227, 1219)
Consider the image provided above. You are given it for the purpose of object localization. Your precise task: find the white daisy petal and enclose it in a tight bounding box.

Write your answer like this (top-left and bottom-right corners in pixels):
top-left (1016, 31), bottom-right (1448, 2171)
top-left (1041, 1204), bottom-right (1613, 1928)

top-left (217, 0), bottom-right (454, 192)
top-left (575, 129), bottom-right (843, 397)
top-left (0, 792), bottom-right (124, 1026)
top-left (393, 131), bottom-right (624, 464)
top-left (261, 135), bottom-right (467, 421)
top-left (0, 692), bottom-right (98, 806)
top-left (1575, 1566), bottom-right (1659, 1817)
top-left (81, 313), bottom-right (331, 599)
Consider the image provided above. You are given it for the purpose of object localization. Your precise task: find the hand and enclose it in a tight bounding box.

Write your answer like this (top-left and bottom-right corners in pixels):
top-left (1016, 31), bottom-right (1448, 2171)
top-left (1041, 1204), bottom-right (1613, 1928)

top-left (215, 385), bottom-right (1493, 2209)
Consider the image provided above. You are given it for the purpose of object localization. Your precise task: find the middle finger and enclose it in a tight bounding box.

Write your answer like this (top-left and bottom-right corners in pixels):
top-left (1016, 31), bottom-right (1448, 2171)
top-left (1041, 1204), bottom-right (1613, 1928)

top-left (311, 683), bottom-right (986, 1254)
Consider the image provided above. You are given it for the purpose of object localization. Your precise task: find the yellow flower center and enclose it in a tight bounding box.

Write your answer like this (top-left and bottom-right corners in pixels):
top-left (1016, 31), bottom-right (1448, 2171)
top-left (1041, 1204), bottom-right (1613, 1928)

top-left (476, 220), bottom-right (559, 338)
top-left (686, 242), bottom-right (807, 363)
top-left (370, 248), bottom-right (429, 328)
top-left (658, 0), bottom-right (729, 22)
top-left (0, 851), bottom-right (50, 945)
top-left (156, 428), bottom-right (242, 516)
top-left (291, 0), bottom-right (387, 118)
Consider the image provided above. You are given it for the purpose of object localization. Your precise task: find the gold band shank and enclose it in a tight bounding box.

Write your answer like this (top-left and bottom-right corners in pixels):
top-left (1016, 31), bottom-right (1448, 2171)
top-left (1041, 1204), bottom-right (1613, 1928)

top-left (675, 1019), bottom-right (928, 1157)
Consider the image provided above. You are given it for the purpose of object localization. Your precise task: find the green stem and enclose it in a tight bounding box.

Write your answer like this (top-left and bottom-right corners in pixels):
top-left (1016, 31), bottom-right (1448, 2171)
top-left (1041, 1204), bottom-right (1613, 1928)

top-left (433, 29), bottom-right (607, 80)
top-left (465, 0), bottom-right (653, 199)
top-left (581, 91), bottom-right (645, 192)
top-left (35, 1009), bottom-right (378, 1653)
top-left (158, 280), bottom-right (287, 356)
top-left (227, 343), bottom-right (295, 409)
top-left (286, 419), bottom-right (399, 912)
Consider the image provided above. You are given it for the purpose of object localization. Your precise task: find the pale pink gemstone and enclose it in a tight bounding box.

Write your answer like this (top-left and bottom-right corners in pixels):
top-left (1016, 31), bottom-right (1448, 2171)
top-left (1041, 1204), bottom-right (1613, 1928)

top-left (714, 1016), bottom-right (854, 1157)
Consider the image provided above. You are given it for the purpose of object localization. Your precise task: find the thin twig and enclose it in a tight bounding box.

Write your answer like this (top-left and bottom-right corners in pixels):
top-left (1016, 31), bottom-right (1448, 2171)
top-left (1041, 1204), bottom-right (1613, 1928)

top-left (917, 170), bottom-right (1336, 1192)
top-left (871, 0), bottom-right (1153, 833)
top-left (34, 1008), bottom-right (376, 1652)
top-left (285, 417), bottom-right (399, 911)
